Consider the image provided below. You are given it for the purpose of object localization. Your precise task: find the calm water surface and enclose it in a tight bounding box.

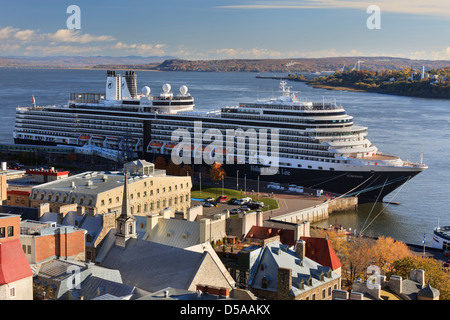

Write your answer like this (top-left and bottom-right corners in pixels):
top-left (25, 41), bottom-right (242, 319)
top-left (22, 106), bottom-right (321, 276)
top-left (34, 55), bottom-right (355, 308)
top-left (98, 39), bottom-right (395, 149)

top-left (0, 68), bottom-right (448, 246)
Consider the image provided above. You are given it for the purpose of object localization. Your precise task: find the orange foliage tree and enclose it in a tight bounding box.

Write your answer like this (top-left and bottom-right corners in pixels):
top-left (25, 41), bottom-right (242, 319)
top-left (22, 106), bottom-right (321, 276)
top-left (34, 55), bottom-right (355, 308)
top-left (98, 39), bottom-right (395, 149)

top-left (370, 236), bottom-right (412, 275)
top-left (209, 162), bottom-right (226, 182)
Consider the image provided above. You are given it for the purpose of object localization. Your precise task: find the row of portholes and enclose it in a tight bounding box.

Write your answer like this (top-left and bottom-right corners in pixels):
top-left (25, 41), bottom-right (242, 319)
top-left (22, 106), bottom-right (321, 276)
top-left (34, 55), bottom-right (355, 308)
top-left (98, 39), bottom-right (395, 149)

top-left (32, 191), bottom-right (94, 206)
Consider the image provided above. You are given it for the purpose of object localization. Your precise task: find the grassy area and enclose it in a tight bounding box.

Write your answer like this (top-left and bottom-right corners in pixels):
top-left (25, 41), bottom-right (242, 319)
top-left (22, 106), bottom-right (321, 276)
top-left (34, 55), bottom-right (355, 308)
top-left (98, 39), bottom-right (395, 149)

top-left (191, 185), bottom-right (278, 212)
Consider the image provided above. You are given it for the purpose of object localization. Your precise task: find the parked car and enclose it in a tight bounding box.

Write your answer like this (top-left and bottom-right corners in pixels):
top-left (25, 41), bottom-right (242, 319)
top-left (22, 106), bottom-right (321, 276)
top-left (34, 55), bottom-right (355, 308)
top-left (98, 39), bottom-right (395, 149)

top-left (203, 202), bottom-right (215, 207)
top-left (443, 260), bottom-right (450, 268)
top-left (204, 197), bottom-right (215, 202)
top-left (228, 198), bottom-right (238, 205)
top-left (248, 203), bottom-right (261, 210)
top-left (230, 208), bottom-right (242, 214)
top-left (217, 195), bottom-right (228, 203)
top-left (240, 206), bottom-right (251, 212)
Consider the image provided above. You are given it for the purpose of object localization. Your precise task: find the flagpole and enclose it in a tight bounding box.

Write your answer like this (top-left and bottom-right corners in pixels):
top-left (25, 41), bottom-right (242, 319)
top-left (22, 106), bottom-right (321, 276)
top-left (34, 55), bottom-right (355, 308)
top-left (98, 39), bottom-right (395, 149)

top-left (422, 231), bottom-right (426, 257)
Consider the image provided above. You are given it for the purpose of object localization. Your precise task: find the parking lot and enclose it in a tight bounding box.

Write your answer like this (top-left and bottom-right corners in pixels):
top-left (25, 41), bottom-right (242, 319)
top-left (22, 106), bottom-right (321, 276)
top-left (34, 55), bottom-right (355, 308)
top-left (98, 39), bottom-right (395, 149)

top-left (192, 200), bottom-right (244, 218)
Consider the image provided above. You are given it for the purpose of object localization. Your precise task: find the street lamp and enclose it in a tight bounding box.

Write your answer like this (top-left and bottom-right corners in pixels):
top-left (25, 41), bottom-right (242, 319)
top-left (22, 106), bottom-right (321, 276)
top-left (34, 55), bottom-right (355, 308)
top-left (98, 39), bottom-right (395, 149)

top-left (236, 170), bottom-right (239, 190)
top-left (244, 174), bottom-right (246, 196)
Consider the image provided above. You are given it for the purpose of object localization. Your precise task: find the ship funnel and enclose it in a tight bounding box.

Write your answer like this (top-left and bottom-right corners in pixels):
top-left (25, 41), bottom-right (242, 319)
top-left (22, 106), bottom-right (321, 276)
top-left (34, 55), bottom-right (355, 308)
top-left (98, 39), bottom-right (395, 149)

top-left (124, 71), bottom-right (138, 99)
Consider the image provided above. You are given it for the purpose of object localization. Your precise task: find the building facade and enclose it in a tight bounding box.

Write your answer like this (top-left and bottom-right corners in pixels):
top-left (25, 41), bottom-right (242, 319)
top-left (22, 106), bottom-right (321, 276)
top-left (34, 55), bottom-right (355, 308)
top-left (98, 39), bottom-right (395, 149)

top-left (29, 160), bottom-right (192, 217)
top-left (0, 213), bottom-right (33, 300)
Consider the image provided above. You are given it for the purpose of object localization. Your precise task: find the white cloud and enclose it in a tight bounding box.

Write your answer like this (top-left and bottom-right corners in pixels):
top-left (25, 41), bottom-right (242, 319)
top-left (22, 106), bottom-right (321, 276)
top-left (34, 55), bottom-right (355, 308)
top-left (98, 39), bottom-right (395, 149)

top-left (218, 0), bottom-right (450, 19)
top-left (113, 42), bottom-right (166, 55)
top-left (14, 29), bottom-right (37, 42)
top-left (0, 26), bottom-right (20, 40)
top-left (46, 29), bottom-right (116, 44)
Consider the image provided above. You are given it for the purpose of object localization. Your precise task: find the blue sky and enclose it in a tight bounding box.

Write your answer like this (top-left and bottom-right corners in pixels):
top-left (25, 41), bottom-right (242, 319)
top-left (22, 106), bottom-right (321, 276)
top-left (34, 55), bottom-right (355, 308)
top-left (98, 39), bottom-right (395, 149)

top-left (0, 0), bottom-right (449, 60)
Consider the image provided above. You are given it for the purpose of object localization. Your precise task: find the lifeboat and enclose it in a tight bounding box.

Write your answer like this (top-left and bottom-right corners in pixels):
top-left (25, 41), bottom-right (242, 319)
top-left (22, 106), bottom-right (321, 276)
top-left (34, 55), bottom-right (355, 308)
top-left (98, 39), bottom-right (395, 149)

top-left (79, 135), bottom-right (90, 140)
top-left (149, 141), bottom-right (163, 149)
top-left (164, 143), bottom-right (177, 150)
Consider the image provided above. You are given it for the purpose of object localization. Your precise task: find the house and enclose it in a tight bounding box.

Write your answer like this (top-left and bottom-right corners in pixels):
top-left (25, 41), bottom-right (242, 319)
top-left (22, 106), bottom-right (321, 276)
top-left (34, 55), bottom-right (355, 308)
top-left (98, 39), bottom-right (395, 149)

top-left (0, 213), bottom-right (33, 300)
top-left (249, 240), bottom-right (341, 300)
top-left (300, 236), bottom-right (342, 275)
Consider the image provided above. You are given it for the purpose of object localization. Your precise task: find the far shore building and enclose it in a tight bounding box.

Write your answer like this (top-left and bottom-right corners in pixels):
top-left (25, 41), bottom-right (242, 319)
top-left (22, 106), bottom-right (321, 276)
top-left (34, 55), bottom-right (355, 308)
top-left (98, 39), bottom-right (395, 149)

top-left (29, 160), bottom-right (192, 216)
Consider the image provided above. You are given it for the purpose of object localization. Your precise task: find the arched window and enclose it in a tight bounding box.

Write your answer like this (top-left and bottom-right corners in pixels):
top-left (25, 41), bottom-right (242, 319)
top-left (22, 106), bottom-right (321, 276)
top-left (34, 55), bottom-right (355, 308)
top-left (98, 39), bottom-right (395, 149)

top-left (261, 277), bottom-right (268, 289)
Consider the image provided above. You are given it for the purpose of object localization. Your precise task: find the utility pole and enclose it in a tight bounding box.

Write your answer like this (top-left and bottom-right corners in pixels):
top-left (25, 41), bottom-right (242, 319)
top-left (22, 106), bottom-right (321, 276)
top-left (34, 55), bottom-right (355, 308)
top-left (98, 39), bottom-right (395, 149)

top-left (236, 170), bottom-right (239, 190)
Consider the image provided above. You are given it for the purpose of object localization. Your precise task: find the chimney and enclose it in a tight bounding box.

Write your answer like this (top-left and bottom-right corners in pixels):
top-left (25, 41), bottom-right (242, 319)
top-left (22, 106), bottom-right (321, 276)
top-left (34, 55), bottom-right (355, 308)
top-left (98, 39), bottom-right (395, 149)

top-left (38, 203), bottom-right (50, 218)
top-left (277, 267), bottom-right (292, 298)
top-left (145, 213), bottom-right (161, 236)
top-left (295, 239), bottom-right (306, 259)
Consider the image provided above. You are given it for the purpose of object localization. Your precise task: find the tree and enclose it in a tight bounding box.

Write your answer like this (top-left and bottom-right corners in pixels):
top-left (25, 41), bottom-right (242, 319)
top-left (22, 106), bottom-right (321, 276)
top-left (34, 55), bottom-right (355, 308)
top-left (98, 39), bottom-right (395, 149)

top-left (370, 236), bottom-right (412, 275)
top-left (153, 156), bottom-right (166, 169)
top-left (166, 160), bottom-right (180, 176)
top-left (209, 162), bottom-right (226, 182)
top-left (340, 236), bottom-right (376, 287)
top-left (389, 256), bottom-right (450, 300)
top-left (180, 165), bottom-right (194, 177)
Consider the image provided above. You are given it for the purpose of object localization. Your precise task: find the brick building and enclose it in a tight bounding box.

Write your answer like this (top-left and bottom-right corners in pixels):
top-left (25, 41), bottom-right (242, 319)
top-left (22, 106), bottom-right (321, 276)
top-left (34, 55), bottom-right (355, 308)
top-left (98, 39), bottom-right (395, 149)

top-left (20, 220), bottom-right (86, 264)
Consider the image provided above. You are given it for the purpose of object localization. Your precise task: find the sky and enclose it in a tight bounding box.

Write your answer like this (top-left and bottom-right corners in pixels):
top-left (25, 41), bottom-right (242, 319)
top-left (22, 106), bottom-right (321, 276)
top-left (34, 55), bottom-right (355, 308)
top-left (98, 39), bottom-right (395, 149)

top-left (0, 0), bottom-right (449, 60)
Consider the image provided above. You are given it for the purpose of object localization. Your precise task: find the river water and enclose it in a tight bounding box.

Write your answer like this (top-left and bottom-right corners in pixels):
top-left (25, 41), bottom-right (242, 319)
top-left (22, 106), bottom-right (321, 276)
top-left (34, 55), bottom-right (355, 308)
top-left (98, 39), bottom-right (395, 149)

top-left (0, 68), bottom-right (448, 246)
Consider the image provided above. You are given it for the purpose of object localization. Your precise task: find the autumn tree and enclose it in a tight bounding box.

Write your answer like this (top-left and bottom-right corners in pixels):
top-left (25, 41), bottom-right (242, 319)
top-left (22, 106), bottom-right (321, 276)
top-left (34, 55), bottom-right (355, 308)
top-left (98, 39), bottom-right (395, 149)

top-left (166, 160), bottom-right (180, 176)
top-left (340, 236), bottom-right (376, 287)
top-left (153, 156), bottom-right (166, 169)
top-left (389, 256), bottom-right (450, 300)
top-left (370, 236), bottom-right (412, 275)
top-left (209, 162), bottom-right (226, 182)
top-left (180, 165), bottom-right (194, 177)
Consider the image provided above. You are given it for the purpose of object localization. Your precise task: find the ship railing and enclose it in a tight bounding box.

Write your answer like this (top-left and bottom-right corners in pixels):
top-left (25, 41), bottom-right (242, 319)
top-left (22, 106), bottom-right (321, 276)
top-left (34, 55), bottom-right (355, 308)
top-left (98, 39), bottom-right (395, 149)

top-left (240, 102), bottom-right (340, 111)
top-left (69, 93), bottom-right (105, 104)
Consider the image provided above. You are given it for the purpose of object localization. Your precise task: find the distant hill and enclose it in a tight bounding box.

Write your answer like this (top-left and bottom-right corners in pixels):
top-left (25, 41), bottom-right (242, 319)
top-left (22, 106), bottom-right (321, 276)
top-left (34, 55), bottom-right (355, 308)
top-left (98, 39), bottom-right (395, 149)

top-left (0, 55), bottom-right (176, 68)
top-left (152, 57), bottom-right (450, 73)
top-left (1, 55), bottom-right (449, 72)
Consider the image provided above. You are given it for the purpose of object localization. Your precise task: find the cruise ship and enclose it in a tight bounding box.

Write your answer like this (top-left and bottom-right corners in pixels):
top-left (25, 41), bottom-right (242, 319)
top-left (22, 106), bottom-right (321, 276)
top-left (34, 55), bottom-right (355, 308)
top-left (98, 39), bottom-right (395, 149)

top-left (13, 70), bottom-right (427, 202)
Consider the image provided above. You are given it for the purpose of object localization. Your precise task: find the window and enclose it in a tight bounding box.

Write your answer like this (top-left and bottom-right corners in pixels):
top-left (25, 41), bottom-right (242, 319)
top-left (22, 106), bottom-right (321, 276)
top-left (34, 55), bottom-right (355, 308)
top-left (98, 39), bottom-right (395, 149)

top-left (322, 289), bottom-right (326, 299)
top-left (261, 277), bottom-right (268, 289)
top-left (9, 287), bottom-right (15, 299)
top-left (0, 227), bottom-right (5, 238)
top-left (7, 226), bottom-right (13, 237)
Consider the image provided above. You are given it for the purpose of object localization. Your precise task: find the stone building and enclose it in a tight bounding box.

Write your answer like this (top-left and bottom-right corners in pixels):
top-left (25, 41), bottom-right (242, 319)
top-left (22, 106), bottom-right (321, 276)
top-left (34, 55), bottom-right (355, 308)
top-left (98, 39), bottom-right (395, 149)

top-left (29, 160), bottom-right (192, 216)
top-left (249, 240), bottom-right (341, 300)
